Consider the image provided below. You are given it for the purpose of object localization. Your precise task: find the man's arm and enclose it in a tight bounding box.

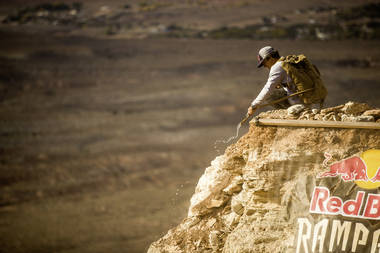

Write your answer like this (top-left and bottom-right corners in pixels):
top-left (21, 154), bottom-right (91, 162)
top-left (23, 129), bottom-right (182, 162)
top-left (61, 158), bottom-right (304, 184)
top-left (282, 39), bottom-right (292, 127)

top-left (247, 62), bottom-right (285, 116)
top-left (250, 63), bottom-right (284, 109)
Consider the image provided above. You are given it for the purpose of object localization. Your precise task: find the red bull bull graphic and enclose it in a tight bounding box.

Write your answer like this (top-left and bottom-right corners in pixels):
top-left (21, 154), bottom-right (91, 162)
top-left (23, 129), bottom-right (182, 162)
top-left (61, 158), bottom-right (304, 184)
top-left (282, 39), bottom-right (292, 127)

top-left (318, 149), bottom-right (380, 189)
top-left (319, 156), bottom-right (368, 181)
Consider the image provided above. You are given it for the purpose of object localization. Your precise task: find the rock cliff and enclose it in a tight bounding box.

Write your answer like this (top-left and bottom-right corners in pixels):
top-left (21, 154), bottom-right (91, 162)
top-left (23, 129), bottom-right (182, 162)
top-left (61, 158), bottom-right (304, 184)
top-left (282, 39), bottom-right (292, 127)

top-left (148, 102), bottom-right (380, 253)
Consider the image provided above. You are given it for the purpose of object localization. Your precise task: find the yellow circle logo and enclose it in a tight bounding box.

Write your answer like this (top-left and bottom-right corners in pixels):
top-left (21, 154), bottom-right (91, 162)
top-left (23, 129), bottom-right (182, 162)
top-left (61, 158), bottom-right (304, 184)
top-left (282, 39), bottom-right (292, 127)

top-left (355, 149), bottom-right (380, 190)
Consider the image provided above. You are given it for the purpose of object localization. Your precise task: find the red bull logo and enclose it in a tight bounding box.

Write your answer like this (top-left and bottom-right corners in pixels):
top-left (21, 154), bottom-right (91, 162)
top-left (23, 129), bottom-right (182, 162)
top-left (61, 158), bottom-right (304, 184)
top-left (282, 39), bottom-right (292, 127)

top-left (309, 187), bottom-right (380, 220)
top-left (318, 149), bottom-right (380, 190)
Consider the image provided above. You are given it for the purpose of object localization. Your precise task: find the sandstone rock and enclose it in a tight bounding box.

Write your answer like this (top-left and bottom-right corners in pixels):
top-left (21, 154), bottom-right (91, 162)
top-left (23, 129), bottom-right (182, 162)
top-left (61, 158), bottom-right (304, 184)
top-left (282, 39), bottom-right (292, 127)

top-left (259, 109), bottom-right (288, 119)
top-left (186, 216), bottom-right (201, 227)
top-left (206, 218), bottom-right (217, 227)
top-left (362, 109), bottom-right (380, 118)
top-left (298, 111), bottom-right (312, 120)
top-left (341, 101), bottom-right (371, 115)
top-left (223, 175), bottom-right (243, 195)
top-left (206, 199), bottom-right (225, 208)
top-left (209, 230), bottom-right (221, 251)
top-left (329, 113), bottom-right (340, 121)
top-left (246, 208), bottom-right (256, 216)
top-left (341, 114), bottom-right (356, 122)
top-left (287, 104), bottom-right (305, 115)
top-left (314, 114), bottom-right (324, 121)
top-left (256, 102), bottom-right (378, 123)
top-left (320, 104), bottom-right (344, 114)
top-left (341, 115), bottom-right (375, 122)
top-left (322, 112), bottom-right (335, 121)
top-left (231, 197), bottom-right (244, 215)
top-left (188, 155), bottom-right (240, 217)
top-left (221, 212), bottom-right (240, 229)
top-left (148, 246), bottom-right (176, 253)
top-left (356, 115), bottom-right (375, 122)
top-left (187, 160), bottom-right (225, 215)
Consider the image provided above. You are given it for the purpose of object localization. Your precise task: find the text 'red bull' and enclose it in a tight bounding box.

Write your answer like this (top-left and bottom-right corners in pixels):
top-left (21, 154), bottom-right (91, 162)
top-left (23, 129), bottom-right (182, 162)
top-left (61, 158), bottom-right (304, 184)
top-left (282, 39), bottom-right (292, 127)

top-left (319, 156), bottom-right (380, 182)
top-left (310, 187), bottom-right (380, 220)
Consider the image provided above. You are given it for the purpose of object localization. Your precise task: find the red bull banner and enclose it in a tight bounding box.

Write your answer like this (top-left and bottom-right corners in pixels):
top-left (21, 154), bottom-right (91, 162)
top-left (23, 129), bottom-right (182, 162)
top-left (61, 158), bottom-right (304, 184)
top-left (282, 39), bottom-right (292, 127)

top-left (295, 149), bottom-right (380, 253)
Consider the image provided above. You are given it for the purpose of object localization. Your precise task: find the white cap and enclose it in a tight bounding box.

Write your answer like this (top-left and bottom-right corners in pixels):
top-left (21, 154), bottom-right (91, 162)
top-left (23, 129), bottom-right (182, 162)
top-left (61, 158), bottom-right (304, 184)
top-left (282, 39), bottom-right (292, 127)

top-left (257, 46), bottom-right (276, 68)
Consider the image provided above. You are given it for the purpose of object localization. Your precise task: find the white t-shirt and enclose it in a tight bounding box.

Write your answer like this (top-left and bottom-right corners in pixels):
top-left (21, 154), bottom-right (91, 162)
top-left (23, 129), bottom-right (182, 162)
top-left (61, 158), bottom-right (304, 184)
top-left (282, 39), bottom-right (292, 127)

top-left (251, 60), bottom-right (302, 108)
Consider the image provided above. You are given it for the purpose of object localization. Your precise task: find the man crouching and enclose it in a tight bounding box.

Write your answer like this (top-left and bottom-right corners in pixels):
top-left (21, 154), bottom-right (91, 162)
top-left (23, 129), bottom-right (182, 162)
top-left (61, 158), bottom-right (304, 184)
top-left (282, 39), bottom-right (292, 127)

top-left (247, 46), bottom-right (326, 117)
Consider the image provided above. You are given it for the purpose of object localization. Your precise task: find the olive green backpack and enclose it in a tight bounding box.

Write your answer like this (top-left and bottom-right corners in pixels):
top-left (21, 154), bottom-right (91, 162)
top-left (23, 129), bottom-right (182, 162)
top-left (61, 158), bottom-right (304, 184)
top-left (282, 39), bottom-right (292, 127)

top-left (280, 54), bottom-right (327, 106)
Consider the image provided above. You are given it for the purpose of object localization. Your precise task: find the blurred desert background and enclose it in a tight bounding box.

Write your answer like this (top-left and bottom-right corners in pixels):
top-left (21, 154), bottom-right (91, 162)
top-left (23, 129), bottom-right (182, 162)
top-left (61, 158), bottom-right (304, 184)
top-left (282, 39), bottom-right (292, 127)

top-left (0, 0), bottom-right (379, 252)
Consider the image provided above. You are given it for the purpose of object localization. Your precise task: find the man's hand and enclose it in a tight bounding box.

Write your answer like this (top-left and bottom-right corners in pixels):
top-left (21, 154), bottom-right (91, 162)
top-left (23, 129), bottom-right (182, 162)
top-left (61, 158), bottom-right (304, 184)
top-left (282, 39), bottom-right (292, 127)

top-left (247, 106), bottom-right (256, 117)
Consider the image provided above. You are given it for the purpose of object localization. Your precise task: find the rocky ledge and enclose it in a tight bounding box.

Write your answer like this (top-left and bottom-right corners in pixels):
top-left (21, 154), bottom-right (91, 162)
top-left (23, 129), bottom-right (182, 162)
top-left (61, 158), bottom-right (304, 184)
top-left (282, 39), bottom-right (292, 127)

top-left (148, 102), bottom-right (380, 253)
top-left (259, 101), bottom-right (380, 123)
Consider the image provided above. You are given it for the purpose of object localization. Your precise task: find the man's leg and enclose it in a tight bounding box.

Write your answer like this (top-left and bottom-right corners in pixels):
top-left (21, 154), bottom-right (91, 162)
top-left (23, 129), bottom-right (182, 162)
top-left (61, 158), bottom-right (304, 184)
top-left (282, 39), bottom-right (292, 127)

top-left (266, 89), bottom-right (291, 109)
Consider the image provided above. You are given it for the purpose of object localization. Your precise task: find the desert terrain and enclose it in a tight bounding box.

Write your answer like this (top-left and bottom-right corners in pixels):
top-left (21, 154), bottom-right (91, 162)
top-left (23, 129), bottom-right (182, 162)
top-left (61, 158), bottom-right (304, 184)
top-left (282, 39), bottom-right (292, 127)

top-left (0, 0), bottom-right (379, 252)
